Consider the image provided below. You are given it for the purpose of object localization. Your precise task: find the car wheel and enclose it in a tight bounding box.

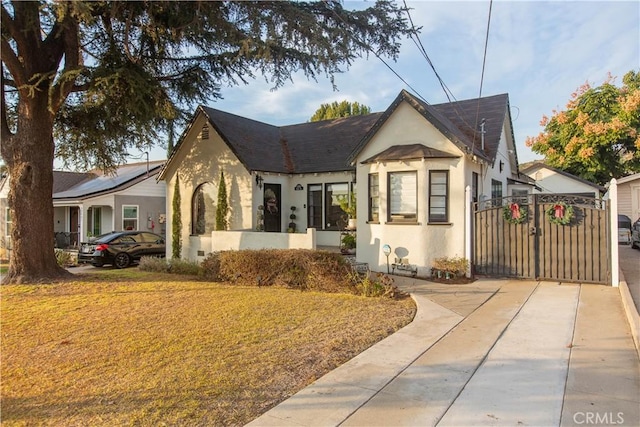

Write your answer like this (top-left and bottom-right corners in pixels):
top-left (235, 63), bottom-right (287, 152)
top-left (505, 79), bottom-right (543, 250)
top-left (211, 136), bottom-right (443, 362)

top-left (114, 253), bottom-right (131, 269)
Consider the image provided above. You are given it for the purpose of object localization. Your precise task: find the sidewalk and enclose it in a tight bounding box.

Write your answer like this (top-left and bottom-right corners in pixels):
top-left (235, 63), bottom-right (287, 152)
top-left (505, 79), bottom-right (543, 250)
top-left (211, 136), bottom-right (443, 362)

top-left (248, 278), bottom-right (640, 426)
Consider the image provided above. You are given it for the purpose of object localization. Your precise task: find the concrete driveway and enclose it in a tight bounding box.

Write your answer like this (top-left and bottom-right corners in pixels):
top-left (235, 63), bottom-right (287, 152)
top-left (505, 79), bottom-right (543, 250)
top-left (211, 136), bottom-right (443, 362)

top-left (249, 278), bottom-right (640, 427)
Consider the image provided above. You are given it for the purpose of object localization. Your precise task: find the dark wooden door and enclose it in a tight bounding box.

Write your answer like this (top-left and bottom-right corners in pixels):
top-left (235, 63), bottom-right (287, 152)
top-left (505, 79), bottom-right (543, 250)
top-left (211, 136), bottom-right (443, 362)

top-left (263, 183), bottom-right (282, 232)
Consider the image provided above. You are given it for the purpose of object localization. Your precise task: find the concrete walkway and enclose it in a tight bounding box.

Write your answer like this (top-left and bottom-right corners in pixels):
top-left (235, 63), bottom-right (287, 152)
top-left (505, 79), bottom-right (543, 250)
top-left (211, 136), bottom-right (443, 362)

top-left (248, 278), bottom-right (640, 427)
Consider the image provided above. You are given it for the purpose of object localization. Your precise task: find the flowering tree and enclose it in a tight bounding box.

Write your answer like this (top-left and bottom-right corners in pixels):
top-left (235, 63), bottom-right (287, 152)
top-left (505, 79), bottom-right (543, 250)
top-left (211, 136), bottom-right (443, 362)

top-left (526, 71), bottom-right (640, 185)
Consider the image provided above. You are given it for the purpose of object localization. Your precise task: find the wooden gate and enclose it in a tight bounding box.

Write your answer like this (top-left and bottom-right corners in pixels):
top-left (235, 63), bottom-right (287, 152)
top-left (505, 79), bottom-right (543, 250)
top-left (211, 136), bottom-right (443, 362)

top-left (474, 194), bottom-right (610, 284)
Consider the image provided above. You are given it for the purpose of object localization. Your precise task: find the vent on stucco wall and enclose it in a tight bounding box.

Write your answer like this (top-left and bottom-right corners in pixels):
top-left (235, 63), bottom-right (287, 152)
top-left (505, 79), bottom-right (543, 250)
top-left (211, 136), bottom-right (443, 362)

top-left (201, 124), bottom-right (209, 140)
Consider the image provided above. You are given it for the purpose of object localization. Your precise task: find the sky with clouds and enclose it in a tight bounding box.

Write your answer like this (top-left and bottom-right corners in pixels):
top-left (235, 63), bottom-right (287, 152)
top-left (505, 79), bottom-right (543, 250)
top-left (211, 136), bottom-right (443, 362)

top-left (138, 0), bottom-right (639, 166)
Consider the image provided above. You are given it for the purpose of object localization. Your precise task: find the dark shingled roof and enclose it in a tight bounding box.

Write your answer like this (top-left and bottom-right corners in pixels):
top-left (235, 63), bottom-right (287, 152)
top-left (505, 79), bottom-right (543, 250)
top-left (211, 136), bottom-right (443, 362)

top-left (361, 143), bottom-right (460, 164)
top-left (200, 106), bottom-right (383, 174)
top-left (52, 171), bottom-right (95, 193)
top-left (163, 90), bottom-right (511, 178)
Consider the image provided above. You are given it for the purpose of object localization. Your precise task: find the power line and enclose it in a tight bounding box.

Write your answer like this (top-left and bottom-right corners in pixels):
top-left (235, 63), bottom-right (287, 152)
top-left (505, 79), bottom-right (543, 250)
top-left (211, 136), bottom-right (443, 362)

top-left (473, 0), bottom-right (494, 147)
top-left (403, 0), bottom-right (456, 104)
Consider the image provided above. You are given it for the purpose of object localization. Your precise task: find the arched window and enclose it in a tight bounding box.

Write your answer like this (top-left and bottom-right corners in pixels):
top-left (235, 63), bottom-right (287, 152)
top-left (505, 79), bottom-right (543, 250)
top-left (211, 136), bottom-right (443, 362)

top-left (191, 183), bottom-right (215, 235)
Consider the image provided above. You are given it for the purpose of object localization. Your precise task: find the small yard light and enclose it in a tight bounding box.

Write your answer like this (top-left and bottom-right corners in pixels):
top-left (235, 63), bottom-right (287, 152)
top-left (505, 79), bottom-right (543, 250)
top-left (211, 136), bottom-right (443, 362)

top-left (382, 244), bottom-right (391, 273)
top-left (255, 174), bottom-right (263, 189)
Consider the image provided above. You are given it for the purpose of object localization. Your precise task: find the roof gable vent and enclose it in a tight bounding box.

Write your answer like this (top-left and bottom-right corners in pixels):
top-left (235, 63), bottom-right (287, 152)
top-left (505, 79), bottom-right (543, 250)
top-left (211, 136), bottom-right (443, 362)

top-left (201, 124), bottom-right (209, 140)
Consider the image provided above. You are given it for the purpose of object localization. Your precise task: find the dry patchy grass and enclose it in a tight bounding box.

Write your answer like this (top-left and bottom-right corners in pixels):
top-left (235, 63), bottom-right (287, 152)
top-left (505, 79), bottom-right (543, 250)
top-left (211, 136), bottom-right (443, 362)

top-left (1, 270), bottom-right (416, 426)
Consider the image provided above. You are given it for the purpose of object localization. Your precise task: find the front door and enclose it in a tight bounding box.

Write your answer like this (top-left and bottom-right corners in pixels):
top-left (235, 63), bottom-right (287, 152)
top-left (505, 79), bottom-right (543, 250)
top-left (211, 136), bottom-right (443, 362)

top-left (69, 207), bottom-right (79, 247)
top-left (263, 183), bottom-right (282, 232)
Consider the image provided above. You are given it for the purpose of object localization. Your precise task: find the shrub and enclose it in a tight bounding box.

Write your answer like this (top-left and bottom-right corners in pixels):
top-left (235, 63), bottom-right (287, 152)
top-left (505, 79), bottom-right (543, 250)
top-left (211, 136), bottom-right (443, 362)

top-left (168, 258), bottom-right (203, 276)
top-left (201, 249), bottom-right (354, 293)
top-left (54, 249), bottom-right (76, 267)
top-left (432, 256), bottom-right (469, 277)
top-left (139, 257), bottom-right (203, 276)
top-left (139, 256), bottom-right (170, 273)
top-left (352, 272), bottom-right (406, 299)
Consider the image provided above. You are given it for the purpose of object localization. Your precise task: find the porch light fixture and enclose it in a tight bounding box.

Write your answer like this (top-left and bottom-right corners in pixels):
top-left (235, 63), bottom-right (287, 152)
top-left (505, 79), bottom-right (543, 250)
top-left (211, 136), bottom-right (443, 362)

top-left (255, 174), bottom-right (264, 189)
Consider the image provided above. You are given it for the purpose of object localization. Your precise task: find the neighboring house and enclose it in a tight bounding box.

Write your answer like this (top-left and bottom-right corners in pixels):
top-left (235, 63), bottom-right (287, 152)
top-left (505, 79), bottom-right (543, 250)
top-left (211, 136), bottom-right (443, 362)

top-left (0, 161), bottom-right (166, 254)
top-left (160, 89), bottom-right (522, 276)
top-left (520, 161), bottom-right (605, 198)
top-left (610, 173), bottom-right (640, 221)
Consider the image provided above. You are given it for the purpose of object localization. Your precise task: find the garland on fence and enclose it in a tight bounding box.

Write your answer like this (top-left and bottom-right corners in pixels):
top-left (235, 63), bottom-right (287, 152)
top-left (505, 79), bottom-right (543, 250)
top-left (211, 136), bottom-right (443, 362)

top-left (502, 202), bottom-right (528, 224)
top-left (546, 201), bottom-right (574, 225)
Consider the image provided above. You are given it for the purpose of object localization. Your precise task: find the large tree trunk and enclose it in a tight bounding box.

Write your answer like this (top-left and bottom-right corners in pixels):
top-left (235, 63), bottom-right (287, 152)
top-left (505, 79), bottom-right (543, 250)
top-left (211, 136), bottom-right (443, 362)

top-left (2, 92), bottom-right (72, 284)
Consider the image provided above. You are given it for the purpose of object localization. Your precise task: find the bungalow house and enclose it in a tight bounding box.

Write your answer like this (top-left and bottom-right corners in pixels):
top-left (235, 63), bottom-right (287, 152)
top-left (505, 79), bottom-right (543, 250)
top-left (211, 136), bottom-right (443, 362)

top-left (0, 161), bottom-right (166, 257)
top-left (159, 90), bottom-right (522, 276)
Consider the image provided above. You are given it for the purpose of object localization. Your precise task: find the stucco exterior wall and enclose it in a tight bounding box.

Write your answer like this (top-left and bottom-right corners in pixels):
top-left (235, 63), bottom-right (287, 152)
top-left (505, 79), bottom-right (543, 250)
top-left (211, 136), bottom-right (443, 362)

top-left (163, 114), bottom-right (255, 259)
top-left (354, 102), bottom-right (469, 276)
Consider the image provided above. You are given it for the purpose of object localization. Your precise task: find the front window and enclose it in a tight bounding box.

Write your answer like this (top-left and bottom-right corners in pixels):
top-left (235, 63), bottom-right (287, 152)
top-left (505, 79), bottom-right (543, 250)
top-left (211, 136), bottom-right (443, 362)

top-left (491, 179), bottom-right (503, 206)
top-left (122, 205), bottom-right (138, 230)
top-left (307, 184), bottom-right (322, 228)
top-left (5, 208), bottom-right (11, 237)
top-left (429, 171), bottom-right (449, 223)
top-left (388, 171), bottom-right (417, 222)
top-left (472, 172), bottom-right (479, 204)
top-left (512, 189), bottom-right (529, 205)
top-left (191, 183), bottom-right (216, 235)
top-left (325, 183), bottom-right (348, 229)
top-left (368, 173), bottom-right (379, 222)
top-left (92, 207), bottom-right (102, 236)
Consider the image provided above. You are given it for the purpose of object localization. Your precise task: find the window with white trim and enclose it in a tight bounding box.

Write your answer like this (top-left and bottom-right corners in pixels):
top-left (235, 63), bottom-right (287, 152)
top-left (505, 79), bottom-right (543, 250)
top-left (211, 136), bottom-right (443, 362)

top-left (368, 173), bottom-right (379, 222)
top-left (429, 171), bottom-right (449, 223)
top-left (325, 182), bottom-right (348, 229)
top-left (388, 171), bottom-right (417, 222)
top-left (491, 179), bottom-right (503, 206)
top-left (307, 184), bottom-right (323, 228)
top-left (122, 205), bottom-right (138, 230)
top-left (5, 207), bottom-right (11, 237)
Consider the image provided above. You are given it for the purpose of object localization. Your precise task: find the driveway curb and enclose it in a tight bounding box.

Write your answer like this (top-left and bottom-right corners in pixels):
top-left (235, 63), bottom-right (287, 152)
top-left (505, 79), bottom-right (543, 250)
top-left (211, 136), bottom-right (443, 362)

top-left (618, 267), bottom-right (640, 357)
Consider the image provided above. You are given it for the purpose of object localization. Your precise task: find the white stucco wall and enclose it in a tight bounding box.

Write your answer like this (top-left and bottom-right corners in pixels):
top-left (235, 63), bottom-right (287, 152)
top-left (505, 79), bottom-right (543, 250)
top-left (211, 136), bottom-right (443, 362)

top-left (163, 114), bottom-right (254, 260)
top-left (354, 102), bottom-right (470, 276)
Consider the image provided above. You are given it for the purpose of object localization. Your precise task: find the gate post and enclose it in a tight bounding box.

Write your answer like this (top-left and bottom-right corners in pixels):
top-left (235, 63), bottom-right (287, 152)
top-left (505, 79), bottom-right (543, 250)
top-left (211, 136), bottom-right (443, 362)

top-left (610, 179), bottom-right (619, 287)
top-left (465, 185), bottom-right (472, 278)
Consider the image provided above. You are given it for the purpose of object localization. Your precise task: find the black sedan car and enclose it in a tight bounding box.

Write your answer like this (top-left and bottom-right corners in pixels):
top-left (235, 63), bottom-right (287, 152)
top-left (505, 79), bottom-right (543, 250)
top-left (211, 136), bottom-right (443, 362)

top-left (78, 231), bottom-right (166, 268)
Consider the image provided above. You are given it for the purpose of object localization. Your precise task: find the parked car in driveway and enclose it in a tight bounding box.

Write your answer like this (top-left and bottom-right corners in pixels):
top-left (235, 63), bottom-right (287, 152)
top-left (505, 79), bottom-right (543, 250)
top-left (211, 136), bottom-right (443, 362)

top-left (618, 214), bottom-right (632, 245)
top-left (631, 218), bottom-right (640, 250)
top-left (78, 231), bottom-right (166, 268)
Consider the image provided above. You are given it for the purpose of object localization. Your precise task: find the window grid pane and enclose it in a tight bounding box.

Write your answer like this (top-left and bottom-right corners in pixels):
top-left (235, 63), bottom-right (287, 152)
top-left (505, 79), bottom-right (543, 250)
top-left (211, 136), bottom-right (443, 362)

top-left (429, 171), bottom-right (449, 222)
top-left (307, 184), bottom-right (322, 228)
top-left (389, 172), bottom-right (417, 222)
top-left (325, 183), bottom-right (348, 229)
top-left (123, 205), bottom-right (138, 231)
top-left (369, 174), bottom-right (379, 222)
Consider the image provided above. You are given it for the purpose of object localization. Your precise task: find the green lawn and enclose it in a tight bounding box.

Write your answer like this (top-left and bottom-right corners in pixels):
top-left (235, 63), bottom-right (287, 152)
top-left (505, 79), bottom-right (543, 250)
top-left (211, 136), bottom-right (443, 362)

top-left (1, 269), bottom-right (416, 426)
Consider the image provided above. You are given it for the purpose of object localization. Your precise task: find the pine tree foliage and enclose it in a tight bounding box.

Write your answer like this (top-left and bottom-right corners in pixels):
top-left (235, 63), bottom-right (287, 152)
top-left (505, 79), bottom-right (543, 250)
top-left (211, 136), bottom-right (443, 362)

top-left (0, 0), bottom-right (412, 282)
top-left (309, 100), bottom-right (372, 121)
top-left (172, 174), bottom-right (182, 259)
top-left (215, 171), bottom-right (228, 231)
top-left (527, 71), bottom-right (640, 185)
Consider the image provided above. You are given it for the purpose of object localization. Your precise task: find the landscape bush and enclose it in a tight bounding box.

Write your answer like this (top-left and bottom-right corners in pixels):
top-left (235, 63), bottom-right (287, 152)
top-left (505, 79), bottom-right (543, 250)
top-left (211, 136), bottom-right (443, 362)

top-left (54, 249), bottom-right (76, 267)
top-left (139, 257), bottom-right (203, 276)
top-left (201, 249), bottom-right (355, 293)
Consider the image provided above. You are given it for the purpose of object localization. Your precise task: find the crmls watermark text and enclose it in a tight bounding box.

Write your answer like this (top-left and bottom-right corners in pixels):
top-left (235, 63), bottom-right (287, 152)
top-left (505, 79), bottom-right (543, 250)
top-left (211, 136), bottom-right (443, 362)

top-left (573, 412), bottom-right (624, 425)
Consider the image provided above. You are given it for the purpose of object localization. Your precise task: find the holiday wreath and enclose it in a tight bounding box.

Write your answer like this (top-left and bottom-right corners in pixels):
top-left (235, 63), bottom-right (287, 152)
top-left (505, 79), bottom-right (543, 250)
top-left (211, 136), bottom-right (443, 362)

top-left (546, 201), bottom-right (574, 225)
top-left (502, 202), bottom-right (528, 224)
